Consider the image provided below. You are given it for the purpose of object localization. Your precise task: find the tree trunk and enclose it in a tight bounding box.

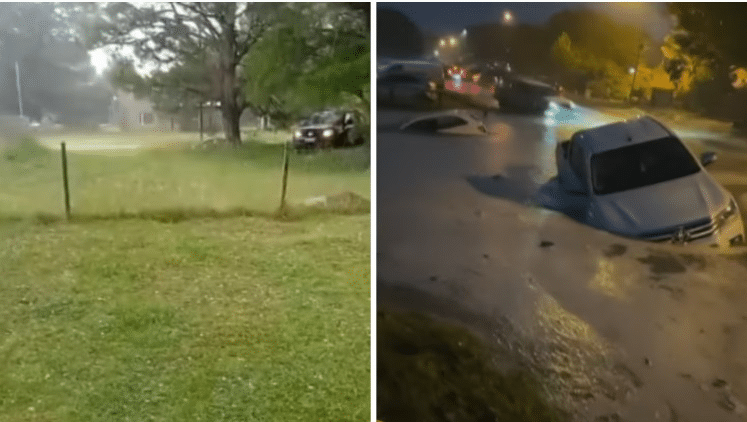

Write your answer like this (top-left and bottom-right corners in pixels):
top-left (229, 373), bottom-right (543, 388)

top-left (220, 69), bottom-right (242, 146)
top-left (218, 4), bottom-right (242, 147)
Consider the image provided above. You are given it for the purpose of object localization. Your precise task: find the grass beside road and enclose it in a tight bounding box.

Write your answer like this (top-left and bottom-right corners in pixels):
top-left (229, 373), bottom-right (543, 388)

top-left (378, 310), bottom-right (568, 422)
top-left (0, 214), bottom-right (370, 421)
top-left (0, 135), bottom-right (369, 219)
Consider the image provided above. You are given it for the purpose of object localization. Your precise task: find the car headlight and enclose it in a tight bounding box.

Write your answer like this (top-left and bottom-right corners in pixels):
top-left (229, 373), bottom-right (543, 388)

top-left (322, 129), bottom-right (334, 138)
top-left (294, 130), bottom-right (302, 138)
top-left (717, 198), bottom-right (739, 226)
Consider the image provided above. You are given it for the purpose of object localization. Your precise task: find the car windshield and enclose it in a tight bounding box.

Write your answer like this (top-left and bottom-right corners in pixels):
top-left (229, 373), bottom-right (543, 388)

top-left (590, 136), bottom-right (701, 195)
top-left (305, 112), bottom-right (340, 125)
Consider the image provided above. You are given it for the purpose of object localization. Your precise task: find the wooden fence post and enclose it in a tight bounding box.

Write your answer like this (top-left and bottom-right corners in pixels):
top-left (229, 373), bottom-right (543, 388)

top-left (280, 141), bottom-right (290, 210)
top-left (61, 142), bottom-right (71, 220)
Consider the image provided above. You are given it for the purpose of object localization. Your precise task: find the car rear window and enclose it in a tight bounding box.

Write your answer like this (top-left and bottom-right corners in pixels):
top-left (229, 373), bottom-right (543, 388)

top-left (590, 136), bottom-right (701, 195)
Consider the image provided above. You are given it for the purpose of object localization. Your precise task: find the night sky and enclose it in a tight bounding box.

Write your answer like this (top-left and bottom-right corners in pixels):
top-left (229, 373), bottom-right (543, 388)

top-left (378, 2), bottom-right (673, 39)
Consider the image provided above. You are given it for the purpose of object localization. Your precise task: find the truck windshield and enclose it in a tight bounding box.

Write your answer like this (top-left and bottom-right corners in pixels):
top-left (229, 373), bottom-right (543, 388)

top-left (590, 137), bottom-right (701, 195)
top-left (306, 112), bottom-right (340, 125)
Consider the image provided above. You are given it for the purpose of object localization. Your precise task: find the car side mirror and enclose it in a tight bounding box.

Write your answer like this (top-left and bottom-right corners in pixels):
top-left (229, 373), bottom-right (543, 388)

top-left (701, 151), bottom-right (717, 167)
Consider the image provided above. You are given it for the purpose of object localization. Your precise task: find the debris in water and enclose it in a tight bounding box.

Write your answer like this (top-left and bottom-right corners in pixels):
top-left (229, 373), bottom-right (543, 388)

top-left (539, 240), bottom-right (554, 248)
top-left (603, 244), bottom-right (628, 257)
top-left (718, 392), bottom-right (746, 414)
top-left (712, 378), bottom-right (728, 388)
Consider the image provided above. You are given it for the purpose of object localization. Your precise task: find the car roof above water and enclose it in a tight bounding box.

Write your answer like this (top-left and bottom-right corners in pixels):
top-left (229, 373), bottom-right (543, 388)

top-left (572, 116), bottom-right (673, 155)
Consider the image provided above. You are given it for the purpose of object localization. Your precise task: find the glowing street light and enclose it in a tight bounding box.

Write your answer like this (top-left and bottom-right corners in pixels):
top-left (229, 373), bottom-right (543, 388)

top-left (439, 39), bottom-right (446, 47)
top-left (503, 10), bottom-right (513, 23)
top-left (449, 36), bottom-right (457, 46)
top-left (628, 67), bottom-right (635, 75)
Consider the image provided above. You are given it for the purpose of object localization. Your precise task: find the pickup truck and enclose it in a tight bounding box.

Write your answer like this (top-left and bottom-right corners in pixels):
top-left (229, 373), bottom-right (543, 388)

top-left (553, 116), bottom-right (744, 247)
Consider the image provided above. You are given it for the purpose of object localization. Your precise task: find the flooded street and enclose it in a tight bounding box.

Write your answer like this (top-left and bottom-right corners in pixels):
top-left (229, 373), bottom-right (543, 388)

top-left (377, 105), bottom-right (747, 420)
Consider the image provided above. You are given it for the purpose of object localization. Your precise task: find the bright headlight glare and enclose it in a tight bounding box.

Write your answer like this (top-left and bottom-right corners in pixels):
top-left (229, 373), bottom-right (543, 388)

top-left (294, 130), bottom-right (302, 138)
top-left (718, 199), bottom-right (738, 225)
top-left (322, 129), bottom-right (334, 138)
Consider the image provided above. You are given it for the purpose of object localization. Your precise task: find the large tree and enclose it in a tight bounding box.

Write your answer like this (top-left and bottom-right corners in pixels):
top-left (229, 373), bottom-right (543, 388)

top-left (667, 3), bottom-right (747, 67)
top-left (242, 3), bottom-right (369, 122)
top-left (90, 2), bottom-right (282, 145)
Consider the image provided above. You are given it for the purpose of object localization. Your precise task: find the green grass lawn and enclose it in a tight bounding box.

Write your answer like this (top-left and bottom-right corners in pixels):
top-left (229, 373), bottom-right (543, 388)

top-left (0, 214), bottom-right (370, 421)
top-left (0, 136), bottom-right (369, 218)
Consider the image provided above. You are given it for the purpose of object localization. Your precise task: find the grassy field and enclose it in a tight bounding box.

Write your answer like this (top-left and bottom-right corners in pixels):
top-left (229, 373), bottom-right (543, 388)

top-left (0, 213), bottom-right (370, 421)
top-left (0, 133), bottom-right (369, 219)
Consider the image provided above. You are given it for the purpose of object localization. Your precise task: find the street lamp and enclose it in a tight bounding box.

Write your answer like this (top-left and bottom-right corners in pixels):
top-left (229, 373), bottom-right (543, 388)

top-left (449, 36), bottom-right (457, 46)
top-left (628, 42), bottom-right (644, 103)
top-left (503, 10), bottom-right (513, 23)
top-left (439, 39), bottom-right (446, 47)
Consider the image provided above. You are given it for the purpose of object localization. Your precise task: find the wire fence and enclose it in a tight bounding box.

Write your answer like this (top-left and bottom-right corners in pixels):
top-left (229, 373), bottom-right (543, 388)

top-left (0, 135), bottom-right (370, 223)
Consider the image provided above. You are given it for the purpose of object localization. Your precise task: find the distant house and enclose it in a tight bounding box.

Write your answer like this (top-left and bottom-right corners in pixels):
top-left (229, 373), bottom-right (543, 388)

top-left (108, 90), bottom-right (177, 131)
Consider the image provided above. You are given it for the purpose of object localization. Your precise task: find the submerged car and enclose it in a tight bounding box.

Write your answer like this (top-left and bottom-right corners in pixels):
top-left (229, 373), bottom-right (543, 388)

top-left (400, 110), bottom-right (487, 135)
top-left (292, 110), bottom-right (364, 150)
top-left (555, 116), bottom-right (744, 247)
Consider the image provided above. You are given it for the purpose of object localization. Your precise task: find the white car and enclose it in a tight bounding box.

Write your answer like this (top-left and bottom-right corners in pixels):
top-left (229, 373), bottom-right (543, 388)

top-left (554, 116), bottom-right (744, 247)
top-left (399, 110), bottom-right (487, 136)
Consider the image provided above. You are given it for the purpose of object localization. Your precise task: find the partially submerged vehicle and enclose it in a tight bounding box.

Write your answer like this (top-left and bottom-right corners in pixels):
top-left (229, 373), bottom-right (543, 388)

top-left (554, 116), bottom-right (744, 247)
top-left (399, 110), bottom-right (487, 135)
top-left (292, 110), bottom-right (364, 150)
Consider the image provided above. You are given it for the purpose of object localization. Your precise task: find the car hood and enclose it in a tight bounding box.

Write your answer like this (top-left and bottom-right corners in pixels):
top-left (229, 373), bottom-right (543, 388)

top-left (592, 171), bottom-right (729, 236)
top-left (297, 124), bottom-right (337, 130)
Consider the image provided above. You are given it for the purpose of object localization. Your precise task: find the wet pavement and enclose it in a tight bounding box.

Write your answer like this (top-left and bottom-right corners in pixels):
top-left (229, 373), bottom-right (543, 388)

top-left (377, 103), bottom-right (747, 421)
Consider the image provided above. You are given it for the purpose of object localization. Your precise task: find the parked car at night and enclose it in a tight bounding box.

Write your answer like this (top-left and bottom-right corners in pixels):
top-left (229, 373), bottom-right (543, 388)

top-left (377, 71), bottom-right (439, 108)
top-left (496, 75), bottom-right (569, 114)
top-left (553, 116), bottom-right (744, 247)
top-left (292, 110), bottom-right (364, 150)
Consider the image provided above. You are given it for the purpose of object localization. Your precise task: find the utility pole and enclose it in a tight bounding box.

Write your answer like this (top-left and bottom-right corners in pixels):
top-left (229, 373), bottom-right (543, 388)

top-left (15, 61), bottom-right (23, 117)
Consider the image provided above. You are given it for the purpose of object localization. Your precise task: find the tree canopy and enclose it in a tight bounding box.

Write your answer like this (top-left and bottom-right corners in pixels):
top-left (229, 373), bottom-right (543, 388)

top-left (667, 3), bottom-right (747, 67)
top-left (90, 2), bottom-right (284, 145)
top-left (241, 3), bottom-right (369, 124)
top-left (91, 2), bottom-right (368, 145)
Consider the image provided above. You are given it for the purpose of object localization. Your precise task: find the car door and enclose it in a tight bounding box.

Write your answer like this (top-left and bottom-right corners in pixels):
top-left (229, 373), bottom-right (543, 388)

top-left (343, 113), bottom-right (358, 144)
